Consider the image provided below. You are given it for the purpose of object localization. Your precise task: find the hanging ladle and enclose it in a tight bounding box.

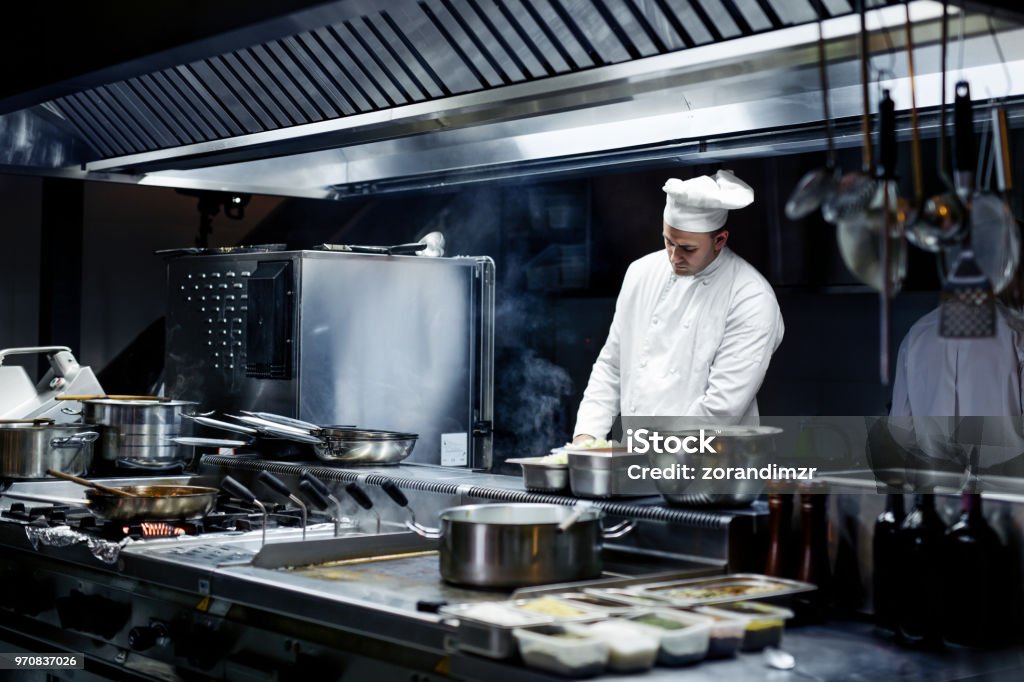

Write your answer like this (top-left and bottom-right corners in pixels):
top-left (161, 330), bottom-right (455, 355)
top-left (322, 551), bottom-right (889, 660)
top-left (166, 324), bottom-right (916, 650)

top-left (785, 19), bottom-right (840, 220)
top-left (823, 0), bottom-right (877, 225)
top-left (835, 89), bottom-right (906, 295)
top-left (907, 2), bottom-right (964, 250)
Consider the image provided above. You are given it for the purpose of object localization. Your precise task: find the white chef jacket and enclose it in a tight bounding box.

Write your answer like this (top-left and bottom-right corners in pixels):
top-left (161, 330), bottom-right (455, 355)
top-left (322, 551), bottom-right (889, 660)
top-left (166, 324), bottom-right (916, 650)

top-left (891, 305), bottom-right (1024, 417)
top-left (574, 247), bottom-right (784, 439)
top-left (889, 305), bottom-right (1024, 468)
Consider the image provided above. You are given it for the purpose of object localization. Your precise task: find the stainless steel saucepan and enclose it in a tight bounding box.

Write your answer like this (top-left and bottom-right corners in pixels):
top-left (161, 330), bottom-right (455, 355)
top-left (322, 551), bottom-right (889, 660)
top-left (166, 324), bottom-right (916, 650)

top-left (62, 398), bottom-right (197, 467)
top-left (408, 503), bottom-right (633, 588)
top-left (0, 419), bottom-right (99, 479)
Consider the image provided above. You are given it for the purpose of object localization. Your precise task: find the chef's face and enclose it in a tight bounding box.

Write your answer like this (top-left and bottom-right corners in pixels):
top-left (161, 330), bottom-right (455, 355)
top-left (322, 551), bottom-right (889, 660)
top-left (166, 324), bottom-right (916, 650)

top-left (663, 223), bottom-right (728, 276)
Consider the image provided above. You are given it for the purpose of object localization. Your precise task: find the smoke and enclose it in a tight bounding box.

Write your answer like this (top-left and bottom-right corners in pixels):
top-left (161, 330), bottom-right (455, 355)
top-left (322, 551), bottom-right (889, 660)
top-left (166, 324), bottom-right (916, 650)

top-left (493, 294), bottom-right (575, 460)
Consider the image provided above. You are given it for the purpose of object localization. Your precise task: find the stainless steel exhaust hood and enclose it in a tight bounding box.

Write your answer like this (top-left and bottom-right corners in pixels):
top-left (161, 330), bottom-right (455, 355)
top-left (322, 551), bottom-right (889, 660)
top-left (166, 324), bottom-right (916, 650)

top-left (1, 0), bottom-right (1022, 198)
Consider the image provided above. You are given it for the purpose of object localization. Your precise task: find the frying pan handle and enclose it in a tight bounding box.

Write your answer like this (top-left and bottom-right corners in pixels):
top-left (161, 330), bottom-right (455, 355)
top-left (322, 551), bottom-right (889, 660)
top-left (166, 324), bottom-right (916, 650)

top-left (954, 81), bottom-right (975, 180)
top-left (222, 476), bottom-right (260, 504)
top-left (256, 423), bottom-right (322, 444)
top-left (380, 479), bottom-right (409, 508)
top-left (387, 242), bottom-right (427, 255)
top-left (345, 483), bottom-right (374, 511)
top-left (298, 480), bottom-right (331, 510)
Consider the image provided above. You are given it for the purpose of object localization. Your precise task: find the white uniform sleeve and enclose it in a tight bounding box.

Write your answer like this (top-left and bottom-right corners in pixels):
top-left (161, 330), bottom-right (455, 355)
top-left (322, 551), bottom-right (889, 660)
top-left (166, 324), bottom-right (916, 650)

top-left (889, 334), bottom-right (912, 417)
top-left (573, 278), bottom-right (628, 439)
top-left (684, 282), bottom-right (783, 418)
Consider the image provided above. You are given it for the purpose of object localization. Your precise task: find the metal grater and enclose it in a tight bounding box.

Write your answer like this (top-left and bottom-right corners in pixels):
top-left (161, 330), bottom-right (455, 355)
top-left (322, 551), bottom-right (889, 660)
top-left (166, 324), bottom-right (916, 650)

top-left (940, 249), bottom-right (996, 338)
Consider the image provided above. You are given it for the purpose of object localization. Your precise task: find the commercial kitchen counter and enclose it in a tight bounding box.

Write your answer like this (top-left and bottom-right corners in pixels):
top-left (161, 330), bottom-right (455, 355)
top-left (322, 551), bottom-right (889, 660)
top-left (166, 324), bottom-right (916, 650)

top-left (2, 461), bottom-right (1021, 680)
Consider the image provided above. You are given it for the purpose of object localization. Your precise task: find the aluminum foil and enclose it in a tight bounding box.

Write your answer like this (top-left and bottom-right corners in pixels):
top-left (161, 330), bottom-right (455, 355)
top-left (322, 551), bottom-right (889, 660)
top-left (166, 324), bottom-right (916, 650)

top-left (24, 524), bottom-right (129, 564)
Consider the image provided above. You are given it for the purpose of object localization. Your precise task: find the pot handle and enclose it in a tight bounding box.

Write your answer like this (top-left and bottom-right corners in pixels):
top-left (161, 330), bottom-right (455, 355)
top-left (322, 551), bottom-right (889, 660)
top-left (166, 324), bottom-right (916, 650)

top-left (60, 406), bottom-right (83, 417)
top-left (602, 520), bottom-right (635, 539)
top-left (406, 520), bottom-right (443, 539)
top-left (49, 431), bottom-right (100, 448)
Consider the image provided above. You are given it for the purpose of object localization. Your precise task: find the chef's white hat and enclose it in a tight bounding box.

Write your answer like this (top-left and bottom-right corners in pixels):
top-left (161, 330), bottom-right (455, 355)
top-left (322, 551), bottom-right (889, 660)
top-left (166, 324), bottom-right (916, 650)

top-left (662, 170), bottom-right (754, 232)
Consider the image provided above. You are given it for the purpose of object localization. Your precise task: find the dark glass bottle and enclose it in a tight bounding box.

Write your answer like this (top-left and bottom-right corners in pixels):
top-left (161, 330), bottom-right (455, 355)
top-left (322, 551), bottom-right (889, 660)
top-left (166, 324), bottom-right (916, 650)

top-left (942, 493), bottom-right (1003, 647)
top-left (873, 494), bottom-right (904, 633)
top-left (897, 494), bottom-right (945, 646)
top-left (796, 484), bottom-right (830, 619)
top-left (765, 491), bottom-right (793, 578)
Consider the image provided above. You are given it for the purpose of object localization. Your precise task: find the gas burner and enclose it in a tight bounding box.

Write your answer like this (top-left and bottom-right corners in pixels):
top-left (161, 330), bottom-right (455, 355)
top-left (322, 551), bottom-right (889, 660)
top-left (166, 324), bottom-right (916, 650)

top-left (3, 502), bottom-right (74, 523)
top-left (1, 489), bottom-right (332, 543)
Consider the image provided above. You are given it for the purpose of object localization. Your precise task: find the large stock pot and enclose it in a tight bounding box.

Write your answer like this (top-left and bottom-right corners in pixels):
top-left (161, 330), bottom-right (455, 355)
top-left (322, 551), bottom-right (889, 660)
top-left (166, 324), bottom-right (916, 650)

top-left (409, 503), bottom-right (633, 588)
top-left (0, 419), bottom-right (99, 479)
top-left (67, 399), bottom-right (197, 466)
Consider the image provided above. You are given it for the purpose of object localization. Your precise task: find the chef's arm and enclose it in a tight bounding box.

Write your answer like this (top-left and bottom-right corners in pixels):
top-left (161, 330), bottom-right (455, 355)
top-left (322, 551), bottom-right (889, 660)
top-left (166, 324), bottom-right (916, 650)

top-left (685, 287), bottom-right (783, 418)
top-left (573, 311), bottom-right (623, 441)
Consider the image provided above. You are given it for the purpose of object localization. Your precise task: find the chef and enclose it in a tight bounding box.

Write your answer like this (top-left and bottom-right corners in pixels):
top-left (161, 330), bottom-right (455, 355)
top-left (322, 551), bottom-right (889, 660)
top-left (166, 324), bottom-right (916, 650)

top-left (888, 301), bottom-right (1024, 473)
top-left (573, 170), bottom-right (784, 442)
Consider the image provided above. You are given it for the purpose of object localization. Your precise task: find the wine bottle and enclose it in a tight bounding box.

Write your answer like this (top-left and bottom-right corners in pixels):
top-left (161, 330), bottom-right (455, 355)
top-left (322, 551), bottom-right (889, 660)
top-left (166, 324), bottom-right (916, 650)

top-left (897, 494), bottom-right (945, 646)
top-left (796, 483), bottom-right (830, 619)
top-left (765, 490), bottom-right (793, 578)
top-left (943, 493), bottom-right (1003, 647)
top-left (873, 493), bottom-right (904, 633)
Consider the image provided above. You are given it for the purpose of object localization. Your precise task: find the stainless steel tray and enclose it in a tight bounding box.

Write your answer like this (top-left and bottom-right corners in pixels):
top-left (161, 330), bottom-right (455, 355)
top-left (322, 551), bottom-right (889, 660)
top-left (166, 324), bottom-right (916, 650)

top-left (507, 457), bottom-right (569, 493)
top-left (439, 602), bottom-right (551, 659)
top-left (440, 595), bottom-right (608, 659)
top-left (625, 573), bottom-right (816, 607)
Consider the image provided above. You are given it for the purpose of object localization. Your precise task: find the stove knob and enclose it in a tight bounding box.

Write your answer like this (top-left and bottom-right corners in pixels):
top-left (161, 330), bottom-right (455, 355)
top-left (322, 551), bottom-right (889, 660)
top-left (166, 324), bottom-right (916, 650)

top-left (128, 621), bottom-right (168, 651)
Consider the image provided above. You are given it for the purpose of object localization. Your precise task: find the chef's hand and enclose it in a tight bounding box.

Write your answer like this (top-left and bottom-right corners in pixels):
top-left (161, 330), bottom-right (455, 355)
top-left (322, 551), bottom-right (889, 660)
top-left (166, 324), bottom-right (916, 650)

top-left (572, 434), bottom-right (596, 446)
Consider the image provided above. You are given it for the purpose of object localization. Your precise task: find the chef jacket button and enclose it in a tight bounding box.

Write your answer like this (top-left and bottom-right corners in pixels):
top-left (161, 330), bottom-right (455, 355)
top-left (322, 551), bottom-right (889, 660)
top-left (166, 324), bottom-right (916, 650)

top-left (652, 317), bottom-right (659, 325)
top-left (702, 280), bottom-right (710, 286)
top-left (640, 360), bottom-right (647, 368)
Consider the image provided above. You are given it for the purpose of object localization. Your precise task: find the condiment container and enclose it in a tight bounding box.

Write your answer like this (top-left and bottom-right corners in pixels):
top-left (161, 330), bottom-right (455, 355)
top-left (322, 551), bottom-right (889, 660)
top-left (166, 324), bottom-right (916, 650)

top-left (695, 601), bottom-right (794, 651)
top-left (685, 612), bottom-right (745, 658)
top-left (553, 592), bottom-right (641, 615)
top-left (582, 587), bottom-right (673, 608)
top-left (513, 625), bottom-right (608, 678)
top-left (567, 620), bottom-right (660, 672)
top-left (439, 602), bottom-right (551, 659)
top-left (626, 610), bottom-right (712, 666)
top-left (510, 596), bottom-right (608, 622)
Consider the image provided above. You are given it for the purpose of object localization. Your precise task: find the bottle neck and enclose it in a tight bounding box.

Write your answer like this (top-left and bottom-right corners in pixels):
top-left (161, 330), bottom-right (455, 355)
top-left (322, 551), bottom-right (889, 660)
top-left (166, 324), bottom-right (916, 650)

top-left (884, 493), bottom-right (905, 519)
top-left (960, 492), bottom-right (983, 518)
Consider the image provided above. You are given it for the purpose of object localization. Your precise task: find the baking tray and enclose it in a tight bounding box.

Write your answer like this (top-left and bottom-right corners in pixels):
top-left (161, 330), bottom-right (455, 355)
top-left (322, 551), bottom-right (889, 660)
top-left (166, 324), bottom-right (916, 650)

top-left (624, 573), bottom-right (815, 607)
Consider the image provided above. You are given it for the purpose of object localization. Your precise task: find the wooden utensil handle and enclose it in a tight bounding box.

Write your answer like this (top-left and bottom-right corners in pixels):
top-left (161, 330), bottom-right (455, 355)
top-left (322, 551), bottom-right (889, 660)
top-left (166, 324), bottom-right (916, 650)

top-left (55, 394), bottom-right (170, 401)
top-left (45, 468), bottom-right (136, 497)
